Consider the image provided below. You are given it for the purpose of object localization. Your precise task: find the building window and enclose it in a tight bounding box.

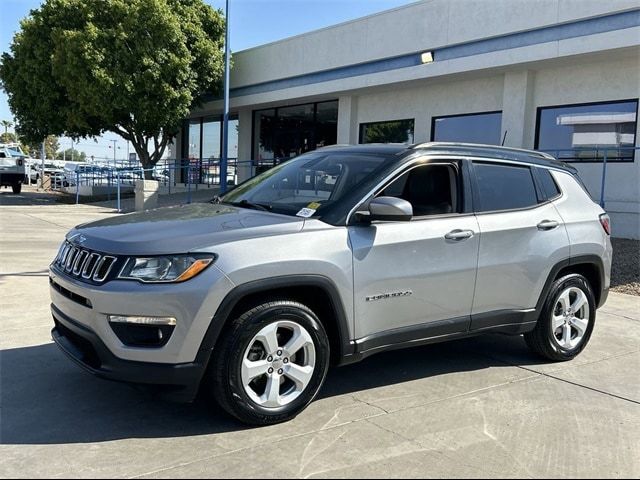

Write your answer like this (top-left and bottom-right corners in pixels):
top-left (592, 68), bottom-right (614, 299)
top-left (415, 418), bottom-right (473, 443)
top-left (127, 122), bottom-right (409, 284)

top-left (187, 118), bottom-right (201, 160)
top-left (202, 117), bottom-right (221, 160)
top-left (253, 100), bottom-right (338, 162)
top-left (359, 119), bottom-right (414, 144)
top-left (431, 111), bottom-right (502, 145)
top-left (535, 100), bottom-right (638, 162)
top-left (179, 115), bottom-right (239, 184)
top-left (184, 115), bottom-right (239, 161)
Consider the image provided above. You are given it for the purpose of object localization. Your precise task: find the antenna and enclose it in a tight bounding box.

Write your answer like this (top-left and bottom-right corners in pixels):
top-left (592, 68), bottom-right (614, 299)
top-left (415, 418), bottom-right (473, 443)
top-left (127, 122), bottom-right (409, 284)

top-left (501, 130), bottom-right (508, 146)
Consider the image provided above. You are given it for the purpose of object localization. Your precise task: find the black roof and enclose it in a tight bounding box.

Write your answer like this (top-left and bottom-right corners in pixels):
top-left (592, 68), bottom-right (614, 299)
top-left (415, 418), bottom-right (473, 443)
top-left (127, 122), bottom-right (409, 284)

top-left (317, 142), bottom-right (577, 174)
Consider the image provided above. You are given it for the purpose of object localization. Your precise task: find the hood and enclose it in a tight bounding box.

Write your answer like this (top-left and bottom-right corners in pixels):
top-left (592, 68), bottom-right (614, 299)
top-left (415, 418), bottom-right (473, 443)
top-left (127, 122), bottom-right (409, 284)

top-left (68, 203), bottom-right (304, 255)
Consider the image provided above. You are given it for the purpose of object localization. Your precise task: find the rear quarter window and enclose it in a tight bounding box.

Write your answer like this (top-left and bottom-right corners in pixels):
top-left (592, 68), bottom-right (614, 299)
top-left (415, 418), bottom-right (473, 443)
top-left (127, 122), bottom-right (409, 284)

top-left (537, 168), bottom-right (562, 200)
top-left (474, 162), bottom-right (538, 212)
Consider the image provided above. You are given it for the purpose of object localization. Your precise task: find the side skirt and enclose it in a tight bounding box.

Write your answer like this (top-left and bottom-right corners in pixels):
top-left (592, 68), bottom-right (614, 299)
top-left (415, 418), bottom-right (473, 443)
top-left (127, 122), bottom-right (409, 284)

top-left (341, 309), bottom-right (537, 365)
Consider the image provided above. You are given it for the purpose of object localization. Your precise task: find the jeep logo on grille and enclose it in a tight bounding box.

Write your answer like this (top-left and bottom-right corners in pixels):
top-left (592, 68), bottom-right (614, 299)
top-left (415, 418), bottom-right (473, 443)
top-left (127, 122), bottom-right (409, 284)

top-left (365, 290), bottom-right (413, 302)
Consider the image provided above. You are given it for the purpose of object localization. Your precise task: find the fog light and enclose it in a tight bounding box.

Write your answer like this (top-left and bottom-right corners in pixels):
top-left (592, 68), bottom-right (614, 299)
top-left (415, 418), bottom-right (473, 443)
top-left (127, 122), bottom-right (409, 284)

top-left (108, 315), bottom-right (176, 347)
top-left (107, 315), bottom-right (176, 326)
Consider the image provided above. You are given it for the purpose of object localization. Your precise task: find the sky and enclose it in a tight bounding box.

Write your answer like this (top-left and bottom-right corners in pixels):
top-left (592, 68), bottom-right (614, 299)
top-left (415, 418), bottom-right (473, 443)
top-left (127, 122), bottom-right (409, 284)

top-left (0, 0), bottom-right (416, 161)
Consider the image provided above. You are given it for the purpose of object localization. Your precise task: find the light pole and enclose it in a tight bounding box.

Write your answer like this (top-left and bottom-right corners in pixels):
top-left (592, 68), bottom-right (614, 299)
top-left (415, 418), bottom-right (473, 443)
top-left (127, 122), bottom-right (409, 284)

top-left (220, 0), bottom-right (230, 193)
top-left (40, 140), bottom-right (45, 189)
top-left (110, 139), bottom-right (117, 168)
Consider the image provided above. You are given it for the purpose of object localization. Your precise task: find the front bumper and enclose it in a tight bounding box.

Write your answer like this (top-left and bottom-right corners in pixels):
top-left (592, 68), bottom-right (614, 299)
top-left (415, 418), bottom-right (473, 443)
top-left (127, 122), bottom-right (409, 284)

top-left (51, 304), bottom-right (209, 401)
top-left (49, 263), bottom-right (234, 364)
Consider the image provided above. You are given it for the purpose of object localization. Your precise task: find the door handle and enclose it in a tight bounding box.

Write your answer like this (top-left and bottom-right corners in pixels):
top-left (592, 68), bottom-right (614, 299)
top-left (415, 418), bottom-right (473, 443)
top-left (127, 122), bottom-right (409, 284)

top-left (537, 220), bottom-right (559, 231)
top-left (445, 229), bottom-right (474, 241)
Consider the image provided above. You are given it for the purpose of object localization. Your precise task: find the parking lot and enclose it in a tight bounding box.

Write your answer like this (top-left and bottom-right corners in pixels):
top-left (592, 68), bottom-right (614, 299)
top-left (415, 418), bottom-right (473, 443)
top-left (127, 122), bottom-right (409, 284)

top-left (1, 190), bottom-right (639, 478)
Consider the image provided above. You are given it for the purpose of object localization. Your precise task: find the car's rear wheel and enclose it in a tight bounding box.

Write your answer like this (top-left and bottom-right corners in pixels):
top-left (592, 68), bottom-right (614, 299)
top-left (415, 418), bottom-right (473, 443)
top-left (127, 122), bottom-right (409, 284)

top-left (208, 300), bottom-right (330, 425)
top-left (525, 274), bottom-right (595, 361)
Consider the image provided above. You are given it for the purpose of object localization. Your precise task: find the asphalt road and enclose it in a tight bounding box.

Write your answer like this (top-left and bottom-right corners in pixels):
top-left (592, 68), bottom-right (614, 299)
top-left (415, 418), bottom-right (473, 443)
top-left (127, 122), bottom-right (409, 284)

top-left (1, 195), bottom-right (639, 478)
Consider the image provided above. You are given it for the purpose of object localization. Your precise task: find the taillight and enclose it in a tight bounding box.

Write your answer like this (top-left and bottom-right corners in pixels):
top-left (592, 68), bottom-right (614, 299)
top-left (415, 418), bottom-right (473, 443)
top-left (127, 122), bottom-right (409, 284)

top-left (599, 213), bottom-right (611, 236)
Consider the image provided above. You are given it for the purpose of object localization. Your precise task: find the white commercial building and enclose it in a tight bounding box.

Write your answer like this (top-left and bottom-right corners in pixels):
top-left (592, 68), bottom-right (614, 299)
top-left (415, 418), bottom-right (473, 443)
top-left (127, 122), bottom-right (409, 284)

top-left (171, 0), bottom-right (640, 239)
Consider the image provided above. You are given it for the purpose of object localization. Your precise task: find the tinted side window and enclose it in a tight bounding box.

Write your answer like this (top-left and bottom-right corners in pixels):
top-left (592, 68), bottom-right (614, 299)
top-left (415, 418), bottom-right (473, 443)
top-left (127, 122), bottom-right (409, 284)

top-left (537, 168), bottom-right (561, 200)
top-left (474, 163), bottom-right (538, 212)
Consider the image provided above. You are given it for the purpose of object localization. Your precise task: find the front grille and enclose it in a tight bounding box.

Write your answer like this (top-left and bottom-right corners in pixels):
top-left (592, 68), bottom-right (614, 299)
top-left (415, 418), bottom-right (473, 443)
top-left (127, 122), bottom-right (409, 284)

top-left (54, 241), bottom-right (117, 283)
top-left (50, 278), bottom-right (93, 308)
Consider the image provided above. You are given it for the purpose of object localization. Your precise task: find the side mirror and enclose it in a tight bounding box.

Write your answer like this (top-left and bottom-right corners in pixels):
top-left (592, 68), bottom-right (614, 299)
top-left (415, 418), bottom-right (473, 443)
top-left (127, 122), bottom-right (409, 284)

top-left (366, 196), bottom-right (413, 222)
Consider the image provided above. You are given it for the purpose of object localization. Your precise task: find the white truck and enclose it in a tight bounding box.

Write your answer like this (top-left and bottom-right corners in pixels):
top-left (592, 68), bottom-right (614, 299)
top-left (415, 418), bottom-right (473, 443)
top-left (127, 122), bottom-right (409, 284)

top-left (0, 143), bottom-right (27, 194)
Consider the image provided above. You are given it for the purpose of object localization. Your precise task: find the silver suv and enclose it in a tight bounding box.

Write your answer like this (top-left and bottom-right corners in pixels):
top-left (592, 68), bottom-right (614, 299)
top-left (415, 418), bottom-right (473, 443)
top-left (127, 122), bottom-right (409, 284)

top-left (50, 143), bottom-right (612, 425)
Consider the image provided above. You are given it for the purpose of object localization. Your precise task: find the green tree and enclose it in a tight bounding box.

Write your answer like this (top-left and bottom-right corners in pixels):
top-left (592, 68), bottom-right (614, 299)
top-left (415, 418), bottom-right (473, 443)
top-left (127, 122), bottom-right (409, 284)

top-left (0, 0), bottom-right (225, 178)
top-left (1, 120), bottom-right (13, 135)
top-left (55, 148), bottom-right (86, 162)
top-left (362, 120), bottom-right (414, 144)
top-left (26, 135), bottom-right (59, 159)
top-left (0, 132), bottom-right (17, 144)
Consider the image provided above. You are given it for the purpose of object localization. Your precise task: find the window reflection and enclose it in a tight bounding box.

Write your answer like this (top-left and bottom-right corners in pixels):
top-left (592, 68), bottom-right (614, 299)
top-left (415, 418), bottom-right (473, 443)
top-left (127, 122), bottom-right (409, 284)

top-left (188, 119), bottom-right (201, 160)
top-left (536, 100), bottom-right (638, 162)
top-left (202, 117), bottom-right (221, 160)
top-left (359, 119), bottom-right (414, 144)
top-left (431, 111), bottom-right (502, 145)
top-left (253, 101), bottom-right (338, 162)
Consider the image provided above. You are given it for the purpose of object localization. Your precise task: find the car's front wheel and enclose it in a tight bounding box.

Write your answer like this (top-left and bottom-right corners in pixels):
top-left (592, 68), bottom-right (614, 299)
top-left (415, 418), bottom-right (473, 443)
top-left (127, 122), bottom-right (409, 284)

top-left (209, 300), bottom-right (330, 425)
top-left (525, 274), bottom-right (596, 361)
top-left (12, 182), bottom-right (22, 194)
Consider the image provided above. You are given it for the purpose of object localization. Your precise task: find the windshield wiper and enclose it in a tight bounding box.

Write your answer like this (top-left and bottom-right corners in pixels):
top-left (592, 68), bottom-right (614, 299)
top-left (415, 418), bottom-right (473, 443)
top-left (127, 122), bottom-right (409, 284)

top-left (227, 200), bottom-right (272, 212)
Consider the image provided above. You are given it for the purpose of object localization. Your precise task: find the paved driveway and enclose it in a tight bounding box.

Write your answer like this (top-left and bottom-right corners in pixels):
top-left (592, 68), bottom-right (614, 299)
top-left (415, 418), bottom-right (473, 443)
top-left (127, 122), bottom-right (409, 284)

top-left (1, 199), bottom-right (639, 478)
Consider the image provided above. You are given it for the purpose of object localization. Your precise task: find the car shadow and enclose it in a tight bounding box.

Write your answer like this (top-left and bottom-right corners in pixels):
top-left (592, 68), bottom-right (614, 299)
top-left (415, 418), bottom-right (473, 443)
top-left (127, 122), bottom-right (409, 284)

top-left (0, 269), bottom-right (49, 278)
top-left (0, 269), bottom-right (50, 287)
top-left (0, 189), bottom-right (63, 206)
top-left (0, 334), bottom-right (546, 445)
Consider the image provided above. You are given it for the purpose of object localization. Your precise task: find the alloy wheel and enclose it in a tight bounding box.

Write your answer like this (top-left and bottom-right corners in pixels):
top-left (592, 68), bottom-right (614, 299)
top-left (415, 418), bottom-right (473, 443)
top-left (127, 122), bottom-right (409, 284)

top-left (551, 286), bottom-right (590, 350)
top-left (241, 320), bottom-right (316, 408)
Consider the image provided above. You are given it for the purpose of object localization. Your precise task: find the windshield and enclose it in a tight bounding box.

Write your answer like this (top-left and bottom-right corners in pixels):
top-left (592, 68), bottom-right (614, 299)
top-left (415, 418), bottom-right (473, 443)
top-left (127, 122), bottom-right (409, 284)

top-left (7, 148), bottom-right (24, 157)
top-left (221, 151), bottom-right (392, 217)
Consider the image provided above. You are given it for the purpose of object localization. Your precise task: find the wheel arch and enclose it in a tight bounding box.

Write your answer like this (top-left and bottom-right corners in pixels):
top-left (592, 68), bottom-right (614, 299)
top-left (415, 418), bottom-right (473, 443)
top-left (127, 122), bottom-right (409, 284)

top-left (199, 275), bottom-right (354, 366)
top-left (537, 255), bottom-right (606, 312)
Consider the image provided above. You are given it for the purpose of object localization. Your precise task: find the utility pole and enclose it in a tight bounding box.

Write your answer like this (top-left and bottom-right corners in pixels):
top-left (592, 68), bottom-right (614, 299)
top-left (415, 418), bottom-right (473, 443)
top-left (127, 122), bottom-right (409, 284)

top-left (110, 139), bottom-right (117, 168)
top-left (220, 0), bottom-right (230, 193)
top-left (40, 140), bottom-right (45, 189)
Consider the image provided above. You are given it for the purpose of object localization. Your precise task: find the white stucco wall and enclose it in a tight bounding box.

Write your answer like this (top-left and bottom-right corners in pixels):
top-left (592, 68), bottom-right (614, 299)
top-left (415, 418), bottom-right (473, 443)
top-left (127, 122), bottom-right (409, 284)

top-left (187, 1), bottom-right (640, 238)
top-left (355, 75), bottom-right (505, 143)
top-left (530, 56), bottom-right (640, 239)
top-left (334, 56), bottom-right (639, 238)
top-left (230, 0), bottom-right (640, 89)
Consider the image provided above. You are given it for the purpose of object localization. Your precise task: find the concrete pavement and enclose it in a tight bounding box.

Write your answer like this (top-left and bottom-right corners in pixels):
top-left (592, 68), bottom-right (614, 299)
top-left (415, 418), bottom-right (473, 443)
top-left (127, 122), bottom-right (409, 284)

top-left (1, 196), bottom-right (639, 478)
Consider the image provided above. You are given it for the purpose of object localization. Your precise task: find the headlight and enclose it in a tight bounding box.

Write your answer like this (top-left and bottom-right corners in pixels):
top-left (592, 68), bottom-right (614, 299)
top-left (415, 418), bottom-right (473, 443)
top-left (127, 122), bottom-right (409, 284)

top-left (118, 254), bottom-right (215, 283)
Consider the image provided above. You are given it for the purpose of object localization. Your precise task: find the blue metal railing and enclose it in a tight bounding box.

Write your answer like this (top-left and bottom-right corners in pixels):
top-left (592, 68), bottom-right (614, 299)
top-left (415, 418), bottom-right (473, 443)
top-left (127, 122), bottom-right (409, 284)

top-left (67, 147), bottom-right (637, 212)
top-left (538, 146), bottom-right (637, 208)
top-left (70, 158), bottom-right (277, 211)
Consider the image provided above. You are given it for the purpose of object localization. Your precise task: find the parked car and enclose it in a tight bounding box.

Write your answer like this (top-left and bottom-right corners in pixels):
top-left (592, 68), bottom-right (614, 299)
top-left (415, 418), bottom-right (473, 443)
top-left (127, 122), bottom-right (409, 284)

top-left (0, 143), bottom-right (27, 193)
top-left (49, 143), bottom-right (612, 425)
top-left (152, 166), bottom-right (170, 183)
top-left (115, 168), bottom-right (143, 185)
top-left (63, 163), bottom-right (108, 187)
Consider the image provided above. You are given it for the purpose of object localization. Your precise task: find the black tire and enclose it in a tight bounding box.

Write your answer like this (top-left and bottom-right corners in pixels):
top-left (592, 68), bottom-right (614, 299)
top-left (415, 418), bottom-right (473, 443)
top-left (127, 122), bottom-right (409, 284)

top-left (12, 182), bottom-right (22, 194)
top-left (208, 300), bottom-right (330, 425)
top-left (525, 274), bottom-right (596, 361)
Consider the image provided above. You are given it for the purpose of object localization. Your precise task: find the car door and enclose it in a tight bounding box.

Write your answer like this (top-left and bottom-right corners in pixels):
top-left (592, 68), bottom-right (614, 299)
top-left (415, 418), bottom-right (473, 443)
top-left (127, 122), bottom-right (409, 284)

top-left (348, 160), bottom-right (480, 344)
top-left (470, 161), bottom-right (570, 328)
